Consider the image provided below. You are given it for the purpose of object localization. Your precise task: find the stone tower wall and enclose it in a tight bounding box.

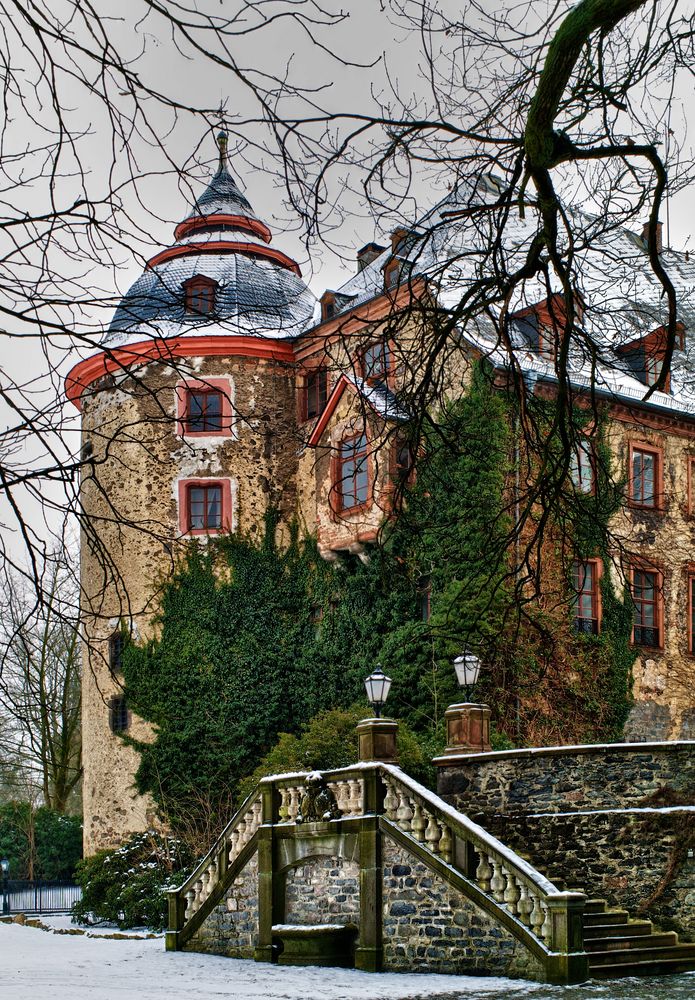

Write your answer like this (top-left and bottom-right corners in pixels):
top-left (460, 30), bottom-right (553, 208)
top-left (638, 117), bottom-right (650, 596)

top-left (80, 349), bottom-right (298, 854)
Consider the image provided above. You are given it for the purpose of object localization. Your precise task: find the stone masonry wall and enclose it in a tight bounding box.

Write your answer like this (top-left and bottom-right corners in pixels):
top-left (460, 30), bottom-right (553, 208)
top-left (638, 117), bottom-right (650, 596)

top-left (438, 743), bottom-right (695, 940)
top-left (184, 854), bottom-right (259, 957)
top-left (80, 352), bottom-right (298, 854)
top-left (437, 742), bottom-right (695, 815)
top-left (483, 809), bottom-right (695, 940)
top-left (381, 838), bottom-right (543, 980)
top-left (283, 856), bottom-right (360, 926)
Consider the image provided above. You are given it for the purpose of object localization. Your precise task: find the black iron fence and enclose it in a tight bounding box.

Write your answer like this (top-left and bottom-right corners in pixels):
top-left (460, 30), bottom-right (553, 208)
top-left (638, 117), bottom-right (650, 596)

top-left (1, 879), bottom-right (81, 915)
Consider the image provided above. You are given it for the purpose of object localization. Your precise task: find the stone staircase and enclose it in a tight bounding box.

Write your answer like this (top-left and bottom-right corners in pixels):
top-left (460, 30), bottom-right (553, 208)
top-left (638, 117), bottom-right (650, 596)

top-left (582, 899), bottom-right (695, 978)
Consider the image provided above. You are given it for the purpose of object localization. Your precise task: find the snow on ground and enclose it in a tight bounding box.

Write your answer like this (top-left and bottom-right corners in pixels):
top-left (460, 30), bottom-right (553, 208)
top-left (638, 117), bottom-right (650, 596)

top-left (0, 920), bottom-right (539, 1000)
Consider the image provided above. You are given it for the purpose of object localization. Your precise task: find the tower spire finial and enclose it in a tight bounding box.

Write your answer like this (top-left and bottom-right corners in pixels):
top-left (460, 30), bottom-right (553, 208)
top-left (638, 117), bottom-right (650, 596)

top-left (216, 130), bottom-right (228, 175)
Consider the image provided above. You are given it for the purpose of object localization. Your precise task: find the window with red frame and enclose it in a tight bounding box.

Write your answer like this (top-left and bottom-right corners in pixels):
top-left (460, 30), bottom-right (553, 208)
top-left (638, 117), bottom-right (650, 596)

top-left (632, 568), bottom-right (661, 647)
top-left (362, 341), bottom-right (389, 384)
top-left (187, 483), bottom-right (223, 531)
top-left (305, 368), bottom-right (328, 420)
top-left (338, 433), bottom-right (369, 510)
top-left (184, 389), bottom-right (224, 433)
top-left (630, 446), bottom-right (658, 507)
top-left (571, 561), bottom-right (599, 634)
top-left (184, 277), bottom-right (216, 316)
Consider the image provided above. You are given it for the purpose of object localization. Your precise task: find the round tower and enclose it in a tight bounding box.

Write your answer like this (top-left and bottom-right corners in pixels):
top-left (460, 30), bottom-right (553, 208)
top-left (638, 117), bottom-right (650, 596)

top-left (68, 135), bottom-right (316, 853)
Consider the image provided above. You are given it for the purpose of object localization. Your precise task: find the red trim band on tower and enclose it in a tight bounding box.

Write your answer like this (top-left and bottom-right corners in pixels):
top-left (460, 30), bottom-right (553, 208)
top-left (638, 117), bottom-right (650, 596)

top-left (65, 335), bottom-right (296, 410)
top-left (146, 241), bottom-right (301, 276)
top-left (174, 214), bottom-right (272, 243)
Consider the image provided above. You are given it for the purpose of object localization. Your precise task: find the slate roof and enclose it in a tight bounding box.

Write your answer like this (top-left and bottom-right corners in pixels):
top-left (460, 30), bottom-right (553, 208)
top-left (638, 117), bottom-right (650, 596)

top-left (106, 252), bottom-right (316, 347)
top-left (181, 163), bottom-right (259, 223)
top-left (315, 177), bottom-right (695, 417)
top-left (104, 153), bottom-right (316, 347)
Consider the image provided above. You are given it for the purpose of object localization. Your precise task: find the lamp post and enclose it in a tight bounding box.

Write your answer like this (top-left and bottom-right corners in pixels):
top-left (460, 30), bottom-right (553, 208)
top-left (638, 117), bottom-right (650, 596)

top-left (439, 649), bottom-right (492, 756)
top-left (1, 858), bottom-right (9, 917)
top-left (357, 665), bottom-right (398, 763)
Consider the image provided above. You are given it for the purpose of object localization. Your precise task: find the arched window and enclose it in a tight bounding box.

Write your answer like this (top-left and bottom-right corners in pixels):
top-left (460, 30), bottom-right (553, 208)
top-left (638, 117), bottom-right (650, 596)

top-left (183, 275), bottom-right (217, 316)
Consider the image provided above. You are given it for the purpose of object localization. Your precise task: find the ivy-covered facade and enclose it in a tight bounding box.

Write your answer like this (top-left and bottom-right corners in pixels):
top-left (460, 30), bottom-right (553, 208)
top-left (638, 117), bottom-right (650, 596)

top-left (70, 135), bottom-right (695, 853)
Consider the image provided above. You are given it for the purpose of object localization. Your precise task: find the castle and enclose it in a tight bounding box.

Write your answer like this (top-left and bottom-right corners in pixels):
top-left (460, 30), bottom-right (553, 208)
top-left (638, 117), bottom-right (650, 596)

top-left (67, 135), bottom-right (695, 854)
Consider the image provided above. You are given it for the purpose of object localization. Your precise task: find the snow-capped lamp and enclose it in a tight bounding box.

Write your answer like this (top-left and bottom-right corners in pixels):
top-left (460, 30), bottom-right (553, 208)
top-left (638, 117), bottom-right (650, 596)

top-left (357, 665), bottom-right (398, 764)
top-left (437, 649), bottom-right (492, 758)
top-left (363, 664), bottom-right (392, 719)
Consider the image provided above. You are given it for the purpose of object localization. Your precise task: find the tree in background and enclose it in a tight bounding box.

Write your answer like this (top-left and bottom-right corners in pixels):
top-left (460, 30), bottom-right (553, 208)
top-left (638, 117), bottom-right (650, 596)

top-left (0, 546), bottom-right (82, 813)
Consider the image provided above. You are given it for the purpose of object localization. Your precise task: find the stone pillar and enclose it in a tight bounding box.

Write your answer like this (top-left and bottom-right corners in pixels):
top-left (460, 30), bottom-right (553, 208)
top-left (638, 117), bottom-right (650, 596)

top-left (356, 718), bottom-right (399, 763)
top-left (545, 892), bottom-right (589, 984)
top-left (443, 702), bottom-right (492, 754)
top-left (355, 768), bottom-right (382, 972)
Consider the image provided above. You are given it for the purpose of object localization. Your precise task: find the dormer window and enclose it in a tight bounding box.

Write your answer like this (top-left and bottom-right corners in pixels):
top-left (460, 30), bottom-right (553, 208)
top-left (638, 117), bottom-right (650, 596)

top-left (183, 275), bottom-right (217, 316)
top-left (510, 292), bottom-right (584, 362)
top-left (384, 259), bottom-right (401, 292)
top-left (617, 324), bottom-right (683, 392)
top-left (322, 295), bottom-right (336, 321)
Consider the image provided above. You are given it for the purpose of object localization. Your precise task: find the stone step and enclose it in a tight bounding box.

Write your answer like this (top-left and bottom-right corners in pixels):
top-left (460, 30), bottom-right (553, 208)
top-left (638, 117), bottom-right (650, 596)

top-left (583, 920), bottom-right (653, 939)
top-left (590, 955), bottom-right (695, 978)
top-left (583, 910), bottom-right (629, 926)
top-left (584, 931), bottom-right (679, 952)
top-left (583, 899), bottom-right (609, 914)
top-left (588, 943), bottom-right (695, 967)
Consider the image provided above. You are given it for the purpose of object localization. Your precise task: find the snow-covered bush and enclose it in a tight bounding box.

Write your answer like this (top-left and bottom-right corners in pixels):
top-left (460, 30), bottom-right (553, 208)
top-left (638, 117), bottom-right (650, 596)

top-left (72, 830), bottom-right (193, 929)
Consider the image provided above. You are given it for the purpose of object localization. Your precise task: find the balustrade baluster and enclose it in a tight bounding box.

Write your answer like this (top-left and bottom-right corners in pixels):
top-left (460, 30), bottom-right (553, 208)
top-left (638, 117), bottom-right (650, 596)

top-left (184, 889), bottom-right (195, 919)
top-left (348, 778), bottom-right (362, 815)
top-left (503, 870), bottom-right (520, 914)
top-left (490, 857), bottom-right (506, 903)
top-left (425, 812), bottom-right (442, 854)
top-left (475, 853), bottom-right (493, 893)
top-left (396, 788), bottom-right (414, 833)
top-left (411, 799), bottom-right (426, 842)
top-left (253, 799), bottom-right (263, 830)
top-left (530, 893), bottom-right (545, 937)
top-left (541, 902), bottom-right (553, 945)
top-left (329, 782), bottom-right (347, 813)
top-left (289, 786), bottom-right (301, 822)
top-left (439, 824), bottom-right (453, 864)
top-left (383, 779), bottom-right (399, 821)
top-left (200, 870), bottom-right (210, 901)
top-left (278, 786), bottom-right (291, 822)
top-left (193, 879), bottom-right (203, 909)
top-left (517, 883), bottom-right (533, 926)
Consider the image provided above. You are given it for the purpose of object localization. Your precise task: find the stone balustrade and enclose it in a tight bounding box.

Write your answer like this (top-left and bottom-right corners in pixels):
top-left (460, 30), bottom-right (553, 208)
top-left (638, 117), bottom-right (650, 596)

top-left (379, 766), bottom-right (565, 952)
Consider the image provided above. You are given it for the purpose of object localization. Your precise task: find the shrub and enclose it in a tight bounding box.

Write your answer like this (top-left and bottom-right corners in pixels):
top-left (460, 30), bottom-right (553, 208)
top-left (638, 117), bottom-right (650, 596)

top-left (238, 704), bottom-right (444, 800)
top-left (72, 831), bottom-right (193, 929)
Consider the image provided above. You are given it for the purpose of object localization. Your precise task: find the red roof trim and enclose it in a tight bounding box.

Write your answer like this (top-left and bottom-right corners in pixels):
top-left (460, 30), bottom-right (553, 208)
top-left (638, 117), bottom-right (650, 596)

top-left (174, 214), bottom-right (272, 244)
top-left (307, 374), bottom-right (385, 447)
top-left (146, 241), bottom-right (301, 276)
top-left (65, 335), bottom-right (295, 410)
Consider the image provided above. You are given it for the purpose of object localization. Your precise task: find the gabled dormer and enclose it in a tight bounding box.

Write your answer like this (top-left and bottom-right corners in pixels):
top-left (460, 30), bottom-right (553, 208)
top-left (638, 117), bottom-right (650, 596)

top-left (510, 292), bottom-right (585, 362)
top-left (617, 323), bottom-right (684, 391)
top-left (320, 289), bottom-right (357, 322)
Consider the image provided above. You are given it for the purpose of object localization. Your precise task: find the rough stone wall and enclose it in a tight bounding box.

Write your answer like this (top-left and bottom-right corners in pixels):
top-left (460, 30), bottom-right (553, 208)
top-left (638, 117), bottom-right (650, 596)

top-left (184, 854), bottom-right (259, 957)
top-left (283, 856), bottom-right (360, 926)
top-left (80, 352), bottom-right (297, 854)
top-left (437, 743), bottom-right (695, 815)
top-left (607, 417), bottom-right (695, 741)
top-left (481, 810), bottom-right (695, 941)
top-left (381, 839), bottom-right (543, 979)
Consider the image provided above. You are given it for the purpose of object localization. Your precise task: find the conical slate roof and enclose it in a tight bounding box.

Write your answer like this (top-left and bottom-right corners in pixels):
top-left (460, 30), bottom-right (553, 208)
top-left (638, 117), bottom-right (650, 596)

top-left (103, 133), bottom-right (316, 347)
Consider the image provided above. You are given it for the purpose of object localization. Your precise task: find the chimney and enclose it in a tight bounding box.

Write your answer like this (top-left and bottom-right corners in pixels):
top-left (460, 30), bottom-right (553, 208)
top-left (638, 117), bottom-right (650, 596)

top-left (641, 221), bottom-right (663, 254)
top-left (356, 242), bottom-right (386, 272)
